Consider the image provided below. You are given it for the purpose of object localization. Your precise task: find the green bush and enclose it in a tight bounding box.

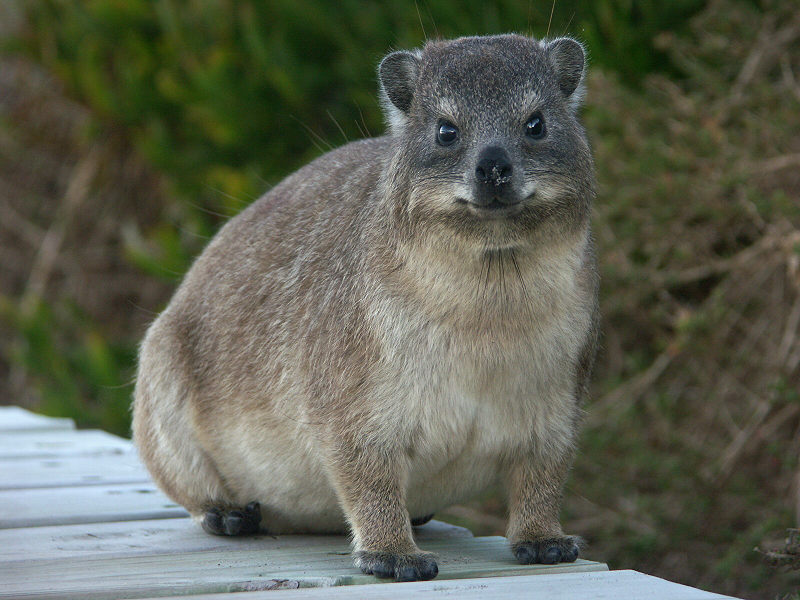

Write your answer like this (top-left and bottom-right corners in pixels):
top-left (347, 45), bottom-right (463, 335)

top-left (1, 298), bottom-right (135, 436)
top-left (2, 1), bottom-right (706, 437)
top-left (15, 0), bottom-right (705, 210)
top-left (3, 1), bottom-right (799, 597)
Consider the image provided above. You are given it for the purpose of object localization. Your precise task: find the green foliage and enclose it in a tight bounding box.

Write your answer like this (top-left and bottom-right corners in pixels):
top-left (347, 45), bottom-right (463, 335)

top-left (15, 0), bottom-right (704, 209)
top-left (0, 297), bottom-right (135, 436)
top-left (122, 218), bottom-right (212, 281)
top-left (2, 0), bottom-right (708, 436)
top-left (3, 1), bottom-right (798, 598)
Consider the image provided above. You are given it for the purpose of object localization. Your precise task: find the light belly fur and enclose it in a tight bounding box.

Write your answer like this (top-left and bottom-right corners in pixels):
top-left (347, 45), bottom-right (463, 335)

top-left (207, 294), bottom-right (584, 533)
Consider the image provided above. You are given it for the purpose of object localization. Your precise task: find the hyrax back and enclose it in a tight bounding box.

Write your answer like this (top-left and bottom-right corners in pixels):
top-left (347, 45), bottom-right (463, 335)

top-left (133, 34), bottom-right (598, 582)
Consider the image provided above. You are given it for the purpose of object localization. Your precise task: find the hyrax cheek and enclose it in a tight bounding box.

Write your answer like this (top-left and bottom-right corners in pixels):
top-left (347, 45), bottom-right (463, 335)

top-left (520, 180), bottom-right (538, 200)
top-left (451, 182), bottom-right (474, 203)
top-left (528, 178), bottom-right (576, 203)
top-left (409, 184), bottom-right (465, 212)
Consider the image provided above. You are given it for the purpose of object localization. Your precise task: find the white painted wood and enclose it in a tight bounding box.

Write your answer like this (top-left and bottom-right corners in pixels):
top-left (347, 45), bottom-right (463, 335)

top-left (0, 429), bottom-right (133, 459)
top-left (0, 483), bottom-right (187, 530)
top-left (0, 536), bottom-right (608, 599)
top-left (146, 571), bottom-right (740, 600)
top-left (0, 453), bottom-right (151, 489)
top-left (0, 408), bottom-right (740, 600)
top-left (0, 517), bottom-right (469, 562)
top-left (0, 406), bottom-right (74, 432)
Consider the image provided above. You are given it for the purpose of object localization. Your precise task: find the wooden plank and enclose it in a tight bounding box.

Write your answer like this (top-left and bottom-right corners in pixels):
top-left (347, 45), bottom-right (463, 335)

top-left (0, 483), bottom-right (187, 530)
top-left (0, 405), bottom-right (74, 432)
top-left (145, 571), bottom-right (739, 599)
top-left (0, 535), bottom-right (607, 599)
top-left (0, 429), bottom-right (133, 459)
top-left (0, 453), bottom-right (151, 489)
top-left (0, 409), bottom-right (734, 600)
top-left (0, 517), bottom-right (470, 561)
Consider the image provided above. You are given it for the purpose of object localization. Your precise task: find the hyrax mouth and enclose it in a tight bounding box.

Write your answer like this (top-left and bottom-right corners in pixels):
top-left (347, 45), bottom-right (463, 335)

top-left (456, 197), bottom-right (525, 219)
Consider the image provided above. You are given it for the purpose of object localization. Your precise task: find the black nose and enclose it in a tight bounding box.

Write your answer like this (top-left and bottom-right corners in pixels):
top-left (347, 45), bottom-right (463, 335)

top-left (475, 146), bottom-right (513, 187)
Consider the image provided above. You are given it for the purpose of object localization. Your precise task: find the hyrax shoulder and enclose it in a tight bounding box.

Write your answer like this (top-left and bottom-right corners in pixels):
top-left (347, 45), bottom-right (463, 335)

top-left (133, 34), bottom-right (598, 582)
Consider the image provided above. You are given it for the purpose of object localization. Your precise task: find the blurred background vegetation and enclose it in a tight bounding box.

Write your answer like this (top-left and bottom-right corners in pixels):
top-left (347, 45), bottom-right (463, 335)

top-left (0, 0), bottom-right (798, 598)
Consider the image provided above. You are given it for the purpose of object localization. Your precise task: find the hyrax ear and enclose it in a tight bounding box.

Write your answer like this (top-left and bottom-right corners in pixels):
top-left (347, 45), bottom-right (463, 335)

top-left (545, 37), bottom-right (586, 109)
top-left (378, 50), bottom-right (421, 130)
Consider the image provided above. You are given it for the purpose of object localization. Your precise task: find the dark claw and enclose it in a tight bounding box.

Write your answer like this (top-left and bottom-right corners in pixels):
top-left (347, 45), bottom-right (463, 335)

top-left (369, 555), bottom-right (395, 579)
top-left (201, 508), bottom-right (224, 535)
top-left (512, 536), bottom-right (582, 565)
top-left (223, 512), bottom-right (243, 535)
top-left (396, 564), bottom-right (420, 582)
top-left (241, 502), bottom-right (262, 533)
top-left (354, 551), bottom-right (438, 582)
top-left (540, 546), bottom-right (562, 564)
top-left (514, 543), bottom-right (537, 563)
top-left (563, 544), bottom-right (579, 562)
top-left (201, 502), bottom-right (262, 536)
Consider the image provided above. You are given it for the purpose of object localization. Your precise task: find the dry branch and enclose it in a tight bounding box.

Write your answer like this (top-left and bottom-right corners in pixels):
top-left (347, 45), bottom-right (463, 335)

top-left (587, 351), bottom-right (673, 427)
top-left (20, 146), bottom-right (99, 314)
top-left (749, 153), bottom-right (800, 175)
top-left (728, 12), bottom-right (800, 108)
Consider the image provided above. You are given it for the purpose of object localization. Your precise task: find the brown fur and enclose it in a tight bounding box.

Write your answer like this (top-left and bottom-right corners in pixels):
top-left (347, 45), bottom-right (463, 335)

top-left (133, 34), bottom-right (599, 581)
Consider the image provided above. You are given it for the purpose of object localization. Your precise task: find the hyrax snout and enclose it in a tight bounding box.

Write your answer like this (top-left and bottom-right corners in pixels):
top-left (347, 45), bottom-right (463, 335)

top-left (473, 145), bottom-right (515, 206)
top-left (133, 33), bottom-right (599, 583)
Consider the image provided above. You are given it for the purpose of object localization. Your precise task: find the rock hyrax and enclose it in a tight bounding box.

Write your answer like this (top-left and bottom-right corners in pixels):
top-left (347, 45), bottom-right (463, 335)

top-left (133, 33), bottom-right (598, 582)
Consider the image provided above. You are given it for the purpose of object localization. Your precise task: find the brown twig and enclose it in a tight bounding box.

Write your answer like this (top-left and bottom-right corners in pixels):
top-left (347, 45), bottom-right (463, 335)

top-left (779, 294), bottom-right (800, 368)
top-left (0, 196), bottom-right (44, 248)
top-left (567, 492), bottom-right (657, 537)
top-left (587, 350), bottom-right (673, 427)
top-left (648, 225), bottom-right (800, 291)
top-left (20, 147), bottom-right (99, 314)
top-left (796, 469), bottom-right (800, 528)
top-left (714, 400), bottom-right (772, 483)
top-left (780, 54), bottom-right (800, 103)
top-left (747, 153), bottom-right (800, 175)
top-left (729, 13), bottom-right (800, 107)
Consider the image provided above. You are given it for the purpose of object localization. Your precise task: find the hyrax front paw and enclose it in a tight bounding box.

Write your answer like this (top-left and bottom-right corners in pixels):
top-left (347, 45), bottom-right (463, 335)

top-left (201, 501), bottom-right (262, 536)
top-left (512, 535), bottom-right (581, 564)
top-left (354, 550), bottom-right (439, 581)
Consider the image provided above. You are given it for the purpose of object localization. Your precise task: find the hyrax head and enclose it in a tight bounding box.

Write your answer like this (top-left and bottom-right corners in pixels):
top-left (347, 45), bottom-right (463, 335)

top-left (379, 34), bottom-right (594, 248)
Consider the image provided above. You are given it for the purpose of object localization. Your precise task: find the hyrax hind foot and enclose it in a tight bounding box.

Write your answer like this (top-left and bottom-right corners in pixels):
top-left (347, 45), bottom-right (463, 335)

top-left (512, 535), bottom-right (582, 565)
top-left (201, 501), bottom-right (262, 536)
top-left (354, 550), bottom-right (439, 582)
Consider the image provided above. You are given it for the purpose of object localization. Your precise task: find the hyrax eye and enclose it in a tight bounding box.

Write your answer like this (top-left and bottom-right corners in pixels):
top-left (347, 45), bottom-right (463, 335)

top-left (436, 120), bottom-right (459, 146)
top-left (525, 113), bottom-right (546, 139)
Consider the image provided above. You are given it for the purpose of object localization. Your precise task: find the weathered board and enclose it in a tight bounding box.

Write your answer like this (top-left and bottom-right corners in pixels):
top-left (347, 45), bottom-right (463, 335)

top-left (0, 517), bottom-right (471, 561)
top-left (0, 483), bottom-right (187, 529)
top-left (0, 453), bottom-right (151, 489)
top-left (0, 405), bottom-right (75, 432)
top-left (0, 428), bottom-right (133, 459)
top-left (145, 571), bottom-right (738, 600)
top-left (0, 535), bottom-right (608, 600)
top-left (0, 406), bottom-right (743, 600)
